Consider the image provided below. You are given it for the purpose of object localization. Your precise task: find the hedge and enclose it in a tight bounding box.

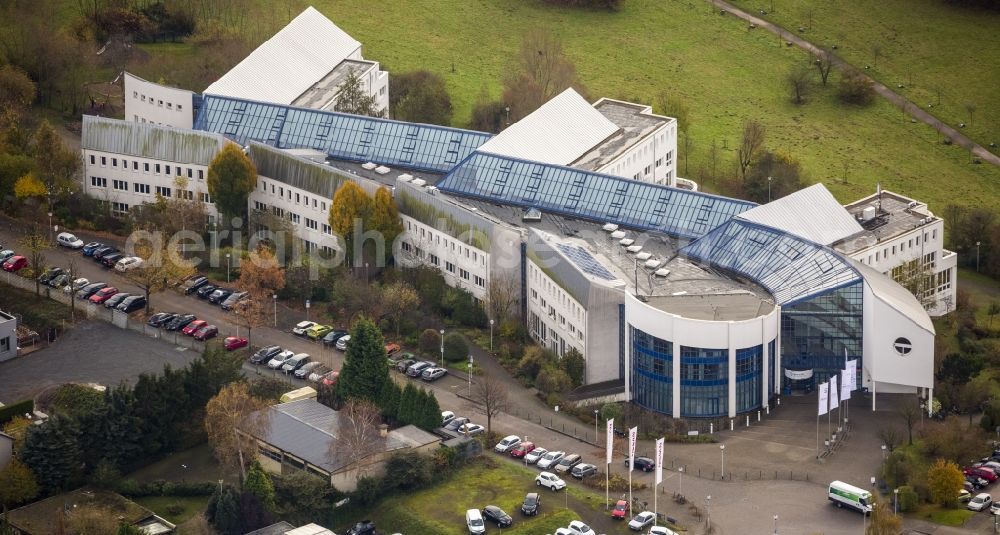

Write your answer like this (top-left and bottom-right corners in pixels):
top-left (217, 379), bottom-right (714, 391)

top-left (0, 399), bottom-right (34, 425)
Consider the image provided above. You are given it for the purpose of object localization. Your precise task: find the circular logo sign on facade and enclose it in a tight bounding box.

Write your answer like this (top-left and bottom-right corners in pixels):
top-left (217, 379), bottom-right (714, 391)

top-left (893, 337), bottom-right (912, 355)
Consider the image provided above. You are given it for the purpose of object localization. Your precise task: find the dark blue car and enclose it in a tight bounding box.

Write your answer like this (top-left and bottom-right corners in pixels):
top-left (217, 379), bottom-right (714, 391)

top-left (82, 242), bottom-right (104, 256)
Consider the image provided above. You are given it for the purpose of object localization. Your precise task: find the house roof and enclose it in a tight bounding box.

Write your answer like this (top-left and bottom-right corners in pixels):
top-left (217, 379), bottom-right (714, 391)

top-left (851, 258), bottom-right (935, 333)
top-left (737, 183), bottom-right (863, 246)
top-left (81, 115), bottom-right (225, 166)
top-left (477, 88), bottom-right (619, 166)
top-left (6, 488), bottom-right (163, 534)
top-left (204, 7), bottom-right (361, 105)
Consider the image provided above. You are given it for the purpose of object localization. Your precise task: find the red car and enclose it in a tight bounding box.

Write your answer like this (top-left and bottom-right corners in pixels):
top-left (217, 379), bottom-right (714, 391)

top-left (611, 499), bottom-right (630, 519)
top-left (385, 342), bottom-right (401, 355)
top-left (320, 370), bottom-right (339, 387)
top-left (2, 256), bottom-right (27, 272)
top-left (182, 319), bottom-right (207, 336)
top-left (510, 442), bottom-right (536, 458)
top-left (88, 287), bottom-right (119, 304)
top-left (193, 324), bottom-right (218, 341)
top-left (224, 336), bottom-right (248, 351)
top-left (965, 466), bottom-right (999, 482)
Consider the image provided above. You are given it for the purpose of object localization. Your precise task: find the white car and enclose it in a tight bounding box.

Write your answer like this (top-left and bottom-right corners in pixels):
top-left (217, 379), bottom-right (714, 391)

top-left (292, 320), bottom-right (316, 335)
top-left (969, 493), bottom-right (993, 511)
top-left (524, 447), bottom-right (548, 465)
top-left (336, 334), bottom-right (351, 351)
top-left (554, 529), bottom-right (573, 535)
top-left (56, 232), bottom-right (84, 249)
top-left (648, 527), bottom-right (678, 535)
top-left (568, 520), bottom-right (596, 535)
top-left (535, 471), bottom-right (566, 491)
top-left (267, 350), bottom-right (295, 369)
top-left (115, 256), bottom-right (144, 272)
top-left (64, 277), bottom-right (88, 293)
top-left (628, 511), bottom-right (656, 531)
top-left (466, 508), bottom-right (485, 534)
top-left (442, 411), bottom-right (456, 426)
top-left (457, 423), bottom-right (485, 436)
top-left (494, 435), bottom-right (522, 453)
top-left (537, 451), bottom-right (565, 470)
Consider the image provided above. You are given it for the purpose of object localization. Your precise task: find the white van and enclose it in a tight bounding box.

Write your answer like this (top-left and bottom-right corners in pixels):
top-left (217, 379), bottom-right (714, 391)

top-left (828, 480), bottom-right (872, 513)
top-left (465, 509), bottom-right (485, 534)
top-left (56, 232), bottom-right (84, 249)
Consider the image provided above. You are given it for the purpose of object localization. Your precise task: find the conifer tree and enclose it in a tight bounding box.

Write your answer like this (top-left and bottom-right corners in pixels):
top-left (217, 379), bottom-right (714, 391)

top-left (337, 317), bottom-right (389, 404)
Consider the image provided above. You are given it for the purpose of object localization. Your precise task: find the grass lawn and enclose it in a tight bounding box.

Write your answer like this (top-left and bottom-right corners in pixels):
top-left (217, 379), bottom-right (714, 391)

top-left (133, 495), bottom-right (211, 525)
top-left (913, 503), bottom-right (976, 527)
top-left (728, 0), bottom-right (1000, 152)
top-left (357, 462), bottom-right (632, 535)
top-left (127, 444), bottom-right (227, 484)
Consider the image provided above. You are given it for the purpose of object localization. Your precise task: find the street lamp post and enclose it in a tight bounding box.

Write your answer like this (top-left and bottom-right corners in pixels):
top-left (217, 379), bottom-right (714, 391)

top-left (977, 241), bottom-right (982, 272)
top-left (440, 329), bottom-right (445, 367)
top-left (594, 409), bottom-right (599, 444)
top-left (720, 444), bottom-right (726, 479)
top-left (468, 355), bottom-right (474, 397)
top-left (678, 466), bottom-right (683, 495)
top-left (881, 444), bottom-right (887, 459)
top-left (272, 294), bottom-right (277, 327)
top-left (489, 319), bottom-right (495, 352)
top-left (47, 212), bottom-right (53, 242)
top-left (706, 496), bottom-right (711, 528)
top-left (767, 176), bottom-right (772, 202)
top-left (773, 514), bottom-right (778, 534)
top-left (226, 253), bottom-right (231, 283)
top-left (894, 488), bottom-right (899, 515)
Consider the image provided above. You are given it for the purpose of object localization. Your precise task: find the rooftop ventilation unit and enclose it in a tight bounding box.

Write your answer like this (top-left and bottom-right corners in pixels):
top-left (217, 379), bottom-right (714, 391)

top-left (361, 162), bottom-right (377, 170)
top-left (610, 230), bottom-right (626, 239)
top-left (426, 186), bottom-right (438, 195)
top-left (619, 238), bottom-right (635, 247)
top-left (626, 245), bottom-right (643, 253)
top-left (644, 259), bottom-right (662, 269)
top-left (635, 252), bottom-right (652, 261)
top-left (602, 223), bottom-right (619, 232)
top-left (862, 206), bottom-right (877, 222)
top-left (411, 178), bottom-right (427, 187)
top-left (908, 201), bottom-right (919, 208)
top-left (375, 165), bottom-right (391, 175)
top-left (654, 268), bottom-right (670, 277)
top-left (522, 208), bottom-right (542, 222)
top-left (398, 174), bottom-right (413, 182)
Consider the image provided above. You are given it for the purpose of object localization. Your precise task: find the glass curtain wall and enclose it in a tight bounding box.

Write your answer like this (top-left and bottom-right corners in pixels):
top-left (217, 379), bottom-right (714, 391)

top-left (735, 345), bottom-right (763, 412)
top-left (631, 327), bottom-right (673, 414)
top-left (679, 346), bottom-right (728, 417)
top-left (780, 281), bottom-right (864, 388)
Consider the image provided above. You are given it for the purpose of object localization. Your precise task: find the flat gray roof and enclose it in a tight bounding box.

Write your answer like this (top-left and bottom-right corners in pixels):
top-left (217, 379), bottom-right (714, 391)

top-left (834, 191), bottom-right (936, 255)
top-left (292, 59), bottom-right (378, 110)
top-left (570, 99), bottom-right (673, 172)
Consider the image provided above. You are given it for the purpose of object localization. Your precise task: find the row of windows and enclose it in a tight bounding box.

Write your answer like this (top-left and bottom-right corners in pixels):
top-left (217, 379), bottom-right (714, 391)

top-left (527, 312), bottom-right (579, 358)
top-left (89, 154), bottom-right (204, 180)
top-left (260, 180), bottom-right (329, 212)
top-left (528, 263), bottom-right (585, 324)
top-left (90, 176), bottom-right (210, 202)
top-left (133, 91), bottom-right (184, 112)
top-left (406, 220), bottom-right (488, 268)
top-left (861, 228), bottom-right (938, 265)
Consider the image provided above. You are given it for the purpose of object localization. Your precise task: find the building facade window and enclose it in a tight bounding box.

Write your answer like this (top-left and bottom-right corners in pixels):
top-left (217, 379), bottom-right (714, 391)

top-left (631, 327), bottom-right (673, 415)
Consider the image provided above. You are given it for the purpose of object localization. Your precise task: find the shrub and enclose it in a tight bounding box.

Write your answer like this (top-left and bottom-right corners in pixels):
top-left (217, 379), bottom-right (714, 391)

top-left (443, 333), bottom-right (469, 363)
top-left (897, 485), bottom-right (919, 513)
top-left (838, 72), bottom-right (875, 105)
top-left (419, 328), bottom-right (441, 354)
top-left (582, 472), bottom-right (647, 492)
top-left (536, 367), bottom-right (572, 395)
top-left (353, 477), bottom-right (380, 506)
top-left (0, 399), bottom-right (33, 426)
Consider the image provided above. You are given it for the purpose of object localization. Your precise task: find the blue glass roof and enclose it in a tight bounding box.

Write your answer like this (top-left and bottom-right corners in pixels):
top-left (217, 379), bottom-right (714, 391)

top-left (680, 218), bottom-right (861, 305)
top-left (193, 95), bottom-right (492, 173)
top-left (556, 243), bottom-right (617, 281)
top-left (436, 152), bottom-right (757, 239)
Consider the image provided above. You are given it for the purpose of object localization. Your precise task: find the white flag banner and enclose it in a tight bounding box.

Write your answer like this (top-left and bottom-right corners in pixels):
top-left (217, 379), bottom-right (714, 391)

top-left (847, 359), bottom-right (858, 391)
top-left (628, 426), bottom-right (638, 471)
top-left (606, 418), bottom-right (615, 465)
top-left (818, 381), bottom-right (829, 416)
top-left (840, 369), bottom-right (851, 401)
top-left (829, 375), bottom-right (840, 410)
top-left (654, 437), bottom-right (664, 485)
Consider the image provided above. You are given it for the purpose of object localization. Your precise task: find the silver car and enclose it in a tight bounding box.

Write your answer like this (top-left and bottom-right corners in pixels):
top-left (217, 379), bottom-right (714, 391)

top-left (267, 350), bottom-right (295, 369)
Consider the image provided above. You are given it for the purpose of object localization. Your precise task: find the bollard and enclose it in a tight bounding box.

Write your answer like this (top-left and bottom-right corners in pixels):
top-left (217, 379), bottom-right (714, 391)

top-left (757, 410), bottom-right (761, 422)
top-left (710, 422), bottom-right (713, 434)
top-left (766, 405), bottom-right (770, 415)
top-left (777, 397), bottom-right (781, 406)
top-left (730, 419), bottom-right (734, 431)
top-left (746, 415), bottom-right (749, 427)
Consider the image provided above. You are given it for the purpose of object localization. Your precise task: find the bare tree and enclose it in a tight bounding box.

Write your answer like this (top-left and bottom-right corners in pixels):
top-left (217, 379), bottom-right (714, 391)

top-left (872, 44), bottom-right (882, 68)
top-left (965, 102), bottom-right (977, 128)
top-left (471, 373), bottom-right (509, 436)
top-left (205, 383), bottom-right (271, 480)
top-left (787, 65), bottom-right (812, 105)
top-left (898, 399), bottom-right (920, 446)
top-left (18, 230), bottom-right (50, 295)
top-left (125, 236), bottom-right (195, 313)
top-left (814, 49), bottom-right (835, 85)
top-left (382, 281), bottom-right (419, 338)
top-left (486, 270), bottom-right (520, 325)
top-left (877, 427), bottom-right (900, 452)
top-left (329, 399), bottom-right (384, 481)
top-left (737, 120), bottom-right (766, 181)
top-left (234, 246), bottom-right (285, 350)
top-left (502, 28), bottom-right (582, 122)
top-left (65, 256), bottom-right (78, 322)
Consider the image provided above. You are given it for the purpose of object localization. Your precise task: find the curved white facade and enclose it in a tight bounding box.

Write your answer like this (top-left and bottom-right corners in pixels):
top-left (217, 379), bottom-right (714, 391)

top-left (124, 72), bottom-right (195, 129)
top-left (625, 292), bottom-right (780, 418)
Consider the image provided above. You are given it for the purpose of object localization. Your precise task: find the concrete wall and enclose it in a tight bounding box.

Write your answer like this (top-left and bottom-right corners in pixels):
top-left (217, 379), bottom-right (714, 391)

top-left (0, 312), bottom-right (16, 362)
top-left (597, 122), bottom-right (677, 187)
top-left (862, 282), bottom-right (935, 399)
top-left (124, 73), bottom-right (195, 129)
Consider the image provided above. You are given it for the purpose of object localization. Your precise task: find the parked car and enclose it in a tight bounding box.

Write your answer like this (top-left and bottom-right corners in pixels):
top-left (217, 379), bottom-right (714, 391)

top-left (224, 337), bottom-right (249, 351)
top-left (101, 252), bottom-right (125, 268)
top-left (407, 361), bottom-right (434, 377)
top-left (345, 520), bottom-right (376, 535)
top-left (444, 417), bottom-right (470, 432)
top-left (38, 267), bottom-right (63, 284)
top-left (335, 335), bottom-right (352, 351)
top-left (292, 321), bottom-right (317, 336)
top-left (280, 353), bottom-right (309, 376)
top-left (182, 276), bottom-right (209, 295)
top-left (965, 475), bottom-right (987, 489)
top-left (295, 361), bottom-right (322, 379)
top-left (494, 435), bottom-right (522, 454)
top-left (524, 447), bottom-right (549, 465)
top-left (322, 329), bottom-right (348, 346)
top-left (991, 501), bottom-right (1000, 515)
top-left (510, 442), bottom-right (536, 458)
top-left (89, 287), bottom-right (119, 304)
top-left (521, 492), bottom-right (540, 516)
top-left (568, 520), bottom-right (596, 535)
top-left (384, 342), bottom-right (401, 354)
top-left (165, 314), bottom-right (197, 331)
top-left (182, 320), bottom-right (208, 336)
top-left (56, 232), bottom-right (85, 249)
top-left (466, 509), bottom-right (486, 535)
top-left (92, 246), bottom-right (118, 261)
top-left (220, 291), bottom-right (247, 311)
top-left (193, 324), bottom-right (219, 341)
top-left (555, 454), bottom-right (583, 474)
top-left (320, 370), bottom-right (339, 387)
top-left (535, 471), bottom-right (566, 491)
top-left (969, 493), bottom-right (993, 512)
top-left (965, 467), bottom-right (999, 482)
top-left (2, 255), bottom-right (27, 272)
top-left (457, 423), bottom-right (485, 436)
top-left (648, 527), bottom-right (678, 535)
top-left (117, 296), bottom-right (146, 313)
top-left (196, 284), bottom-right (219, 299)
top-left (571, 463), bottom-right (597, 479)
top-left (115, 256), bottom-right (143, 272)
top-left (267, 350), bottom-right (295, 369)
top-left (0, 249), bottom-right (15, 262)
top-left (207, 288), bottom-right (233, 304)
top-left (421, 367), bottom-right (447, 381)
top-left (442, 411), bottom-right (456, 426)
top-left (627, 456), bottom-right (656, 472)
top-left (103, 292), bottom-right (132, 309)
top-left (65, 277), bottom-right (89, 293)
top-left (628, 511), bottom-right (656, 531)
top-left (396, 358), bottom-right (417, 373)
top-left (250, 346), bottom-right (282, 364)
top-left (305, 324), bottom-right (334, 340)
top-left (612, 499), bottom-right (630, 519)
top-left (537, 451), bottom-right (566, 470)
top-left (308, 365), bottom-right (332, 383)
top-left (482, 505), bottom-right (512, 528)
top-left (76, 282), bottom-right (108, 299)
top-left (81, 242), bottom-right (104, 256)
top-left (147, 313), bottom-right (176, 328)
top-left (47, 272), bottom-right (71, 288)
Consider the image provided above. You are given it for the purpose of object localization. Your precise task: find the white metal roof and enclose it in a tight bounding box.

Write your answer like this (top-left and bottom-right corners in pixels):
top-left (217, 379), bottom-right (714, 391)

top-left (852, 259), bottom-right (935, 334)
top-left (203, 6), bottom-right (361, 105)
top-left (737, 183), bottom-right (862, 246)
top-left (476, 88), bottom-right (620, 166)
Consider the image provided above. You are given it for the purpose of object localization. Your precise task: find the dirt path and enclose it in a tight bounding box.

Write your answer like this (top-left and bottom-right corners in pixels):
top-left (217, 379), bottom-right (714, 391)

top-left (709, 0), bottom-right (1000, 168)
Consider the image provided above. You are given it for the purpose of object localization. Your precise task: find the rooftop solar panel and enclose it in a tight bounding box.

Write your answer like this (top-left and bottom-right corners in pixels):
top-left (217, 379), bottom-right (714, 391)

top-left (556, 243), bottom-right (617, 281)
top-left (194, 95), bottom-right (492, 173)
top-left (436, 152), bottom-right (756, 240)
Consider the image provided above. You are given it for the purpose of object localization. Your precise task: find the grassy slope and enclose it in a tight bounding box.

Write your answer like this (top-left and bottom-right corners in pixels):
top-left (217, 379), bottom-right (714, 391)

top-left (133, 495), bottom-right (210, 525)
top-left (729, 0), bottom-right (1000, 151)
top-left (294, 0), bottom-right (998, 216)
